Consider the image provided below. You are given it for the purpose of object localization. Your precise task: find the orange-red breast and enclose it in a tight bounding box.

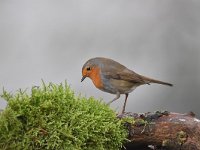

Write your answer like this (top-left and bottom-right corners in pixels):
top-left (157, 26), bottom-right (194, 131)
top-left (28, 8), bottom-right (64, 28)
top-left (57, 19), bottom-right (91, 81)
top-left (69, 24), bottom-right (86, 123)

top-left (81, 57), bottom-right (173, 114)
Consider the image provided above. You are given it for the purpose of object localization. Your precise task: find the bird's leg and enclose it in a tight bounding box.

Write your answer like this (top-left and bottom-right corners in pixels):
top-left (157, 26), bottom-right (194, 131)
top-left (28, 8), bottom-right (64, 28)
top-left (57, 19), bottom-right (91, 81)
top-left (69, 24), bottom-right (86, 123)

top-left (107, 92), bottom-right (120, 105)
top-left (121, 93), bottom-right (129, 114)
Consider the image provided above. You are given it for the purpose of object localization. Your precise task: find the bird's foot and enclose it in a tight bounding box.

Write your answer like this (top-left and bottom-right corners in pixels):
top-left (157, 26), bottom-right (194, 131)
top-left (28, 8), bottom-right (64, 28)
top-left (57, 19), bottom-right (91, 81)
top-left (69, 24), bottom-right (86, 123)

top-left (117, 111), bottom-right (126, 118)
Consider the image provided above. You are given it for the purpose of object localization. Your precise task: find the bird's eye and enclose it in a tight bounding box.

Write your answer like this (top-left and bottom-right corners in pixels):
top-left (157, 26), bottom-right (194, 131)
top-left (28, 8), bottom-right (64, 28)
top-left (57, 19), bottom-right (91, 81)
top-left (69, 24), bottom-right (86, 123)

top-left (86, 67), bottom-right (91, 71)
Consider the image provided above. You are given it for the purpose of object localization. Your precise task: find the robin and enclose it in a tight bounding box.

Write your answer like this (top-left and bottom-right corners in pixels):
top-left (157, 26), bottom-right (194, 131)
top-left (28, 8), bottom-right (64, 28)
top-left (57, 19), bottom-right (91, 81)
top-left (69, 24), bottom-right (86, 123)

top-left (81, 57), bottom-right (173, 114)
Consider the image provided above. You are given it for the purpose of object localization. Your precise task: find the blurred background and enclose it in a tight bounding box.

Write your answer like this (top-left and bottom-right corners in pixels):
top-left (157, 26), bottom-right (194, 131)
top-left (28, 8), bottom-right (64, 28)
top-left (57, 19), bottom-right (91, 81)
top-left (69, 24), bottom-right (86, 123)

top-left (0, 0), bottom-right (200, 116)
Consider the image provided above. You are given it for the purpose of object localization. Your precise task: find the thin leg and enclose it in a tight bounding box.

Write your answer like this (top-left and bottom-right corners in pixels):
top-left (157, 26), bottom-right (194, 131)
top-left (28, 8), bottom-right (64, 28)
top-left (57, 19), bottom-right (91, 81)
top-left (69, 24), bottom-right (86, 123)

top-left (121, 93), bottom-right (129, 114)
top-left (107, 92), bottom-right (120, 105)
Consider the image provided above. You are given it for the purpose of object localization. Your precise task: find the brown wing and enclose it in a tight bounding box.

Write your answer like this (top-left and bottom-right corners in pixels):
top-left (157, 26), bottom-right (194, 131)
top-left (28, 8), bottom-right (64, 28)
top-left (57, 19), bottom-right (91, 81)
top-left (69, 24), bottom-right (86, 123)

top-left (103, 69), bottom-right (147, 85)
top-left (97, 57), bottom-right (147, 85)
top-left (104, 70), bottom-right (173, 86)
top-left (97, 57), bottom-right (172, 86)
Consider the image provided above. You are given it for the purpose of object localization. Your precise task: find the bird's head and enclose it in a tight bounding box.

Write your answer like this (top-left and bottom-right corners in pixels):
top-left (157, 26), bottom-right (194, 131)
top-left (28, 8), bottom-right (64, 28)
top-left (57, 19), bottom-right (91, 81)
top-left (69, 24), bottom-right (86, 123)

top-left (81, 59), bottom-right (99, 82)
top-left (81, 64), bottom-right (93, 82)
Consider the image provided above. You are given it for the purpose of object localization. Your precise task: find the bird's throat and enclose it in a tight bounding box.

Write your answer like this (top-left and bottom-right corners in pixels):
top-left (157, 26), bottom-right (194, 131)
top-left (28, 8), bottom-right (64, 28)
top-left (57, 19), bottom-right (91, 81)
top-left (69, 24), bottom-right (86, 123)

top-left (89, 67), bottom-right (103, 89)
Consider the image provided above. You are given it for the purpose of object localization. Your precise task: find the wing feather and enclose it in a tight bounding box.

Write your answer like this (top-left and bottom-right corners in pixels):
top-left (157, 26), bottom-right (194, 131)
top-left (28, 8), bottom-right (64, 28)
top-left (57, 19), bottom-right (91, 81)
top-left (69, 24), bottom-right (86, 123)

top-left (103, 70), bottom-right (146, 84)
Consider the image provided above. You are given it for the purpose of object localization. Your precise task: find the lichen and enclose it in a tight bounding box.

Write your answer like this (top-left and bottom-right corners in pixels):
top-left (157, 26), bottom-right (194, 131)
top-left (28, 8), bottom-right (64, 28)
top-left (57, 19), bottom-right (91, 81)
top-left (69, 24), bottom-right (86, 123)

top-left (177, 131), bottom-right (187, 145)
top-left (162, 139), bottom-right (171, 147)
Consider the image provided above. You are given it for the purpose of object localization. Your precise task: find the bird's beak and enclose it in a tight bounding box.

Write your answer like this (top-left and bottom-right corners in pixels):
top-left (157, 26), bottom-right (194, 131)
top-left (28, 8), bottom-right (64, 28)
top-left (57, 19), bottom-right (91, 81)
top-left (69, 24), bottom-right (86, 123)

top-left (81, 76), bottom-right (86, 82)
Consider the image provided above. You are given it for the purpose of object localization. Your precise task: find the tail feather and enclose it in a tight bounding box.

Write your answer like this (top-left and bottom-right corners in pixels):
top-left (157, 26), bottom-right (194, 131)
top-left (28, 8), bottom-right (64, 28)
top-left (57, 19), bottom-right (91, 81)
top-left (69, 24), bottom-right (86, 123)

top-left (141, 75), bottom-right (173, 86)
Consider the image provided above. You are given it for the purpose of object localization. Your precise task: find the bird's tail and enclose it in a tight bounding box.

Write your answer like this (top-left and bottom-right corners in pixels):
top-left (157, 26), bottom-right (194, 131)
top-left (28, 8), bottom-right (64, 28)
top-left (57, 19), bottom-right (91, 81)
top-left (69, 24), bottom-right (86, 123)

top-left (140, 75), bottom-right (173, 86)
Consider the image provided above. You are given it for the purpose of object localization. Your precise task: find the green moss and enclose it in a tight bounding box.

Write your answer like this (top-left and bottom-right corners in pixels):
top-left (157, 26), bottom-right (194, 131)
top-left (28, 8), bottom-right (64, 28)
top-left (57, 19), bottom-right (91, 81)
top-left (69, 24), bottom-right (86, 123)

top-left (121, 116), bottom-right (135, 124)
top-left (0, 82), bottom-right (127, 150)
top-left (134, 119), bottom-right (147, 127)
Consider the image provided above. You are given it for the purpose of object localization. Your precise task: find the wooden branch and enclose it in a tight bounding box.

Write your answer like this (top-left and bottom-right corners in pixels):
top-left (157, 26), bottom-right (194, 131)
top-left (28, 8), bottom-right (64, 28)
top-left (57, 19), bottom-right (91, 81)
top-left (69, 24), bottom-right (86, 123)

top-left (119, 111), bottom-right (200, 150)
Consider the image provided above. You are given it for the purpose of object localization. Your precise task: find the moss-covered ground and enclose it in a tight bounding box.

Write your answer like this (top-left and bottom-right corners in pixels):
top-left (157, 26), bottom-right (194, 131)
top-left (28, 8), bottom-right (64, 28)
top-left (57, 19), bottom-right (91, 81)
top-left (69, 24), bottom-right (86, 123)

top-left (0, 82), bottom-right (127, 150)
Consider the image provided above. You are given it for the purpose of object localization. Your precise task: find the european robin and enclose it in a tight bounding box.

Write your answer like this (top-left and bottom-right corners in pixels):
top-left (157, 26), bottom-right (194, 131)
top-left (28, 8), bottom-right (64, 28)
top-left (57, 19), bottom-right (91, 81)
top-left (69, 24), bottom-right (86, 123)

top-left (81, 57), bottom-right (173, 114)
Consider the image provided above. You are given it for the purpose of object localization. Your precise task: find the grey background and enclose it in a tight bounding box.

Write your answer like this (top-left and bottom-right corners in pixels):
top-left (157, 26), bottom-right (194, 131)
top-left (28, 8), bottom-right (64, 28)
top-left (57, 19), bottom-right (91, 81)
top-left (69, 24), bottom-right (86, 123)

top-left (0, 1), bottom-right (200, 116)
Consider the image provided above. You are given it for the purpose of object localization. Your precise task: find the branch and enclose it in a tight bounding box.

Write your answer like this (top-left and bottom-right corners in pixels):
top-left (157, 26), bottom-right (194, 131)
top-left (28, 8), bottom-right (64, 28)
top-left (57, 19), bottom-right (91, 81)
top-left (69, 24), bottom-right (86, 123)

top-left (119, 111), bottom-right (200, 150)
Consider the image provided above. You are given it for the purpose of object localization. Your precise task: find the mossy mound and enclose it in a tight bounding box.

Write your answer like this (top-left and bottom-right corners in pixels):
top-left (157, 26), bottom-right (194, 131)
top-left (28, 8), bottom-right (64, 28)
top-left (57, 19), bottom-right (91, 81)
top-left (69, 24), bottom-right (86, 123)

top-left (0, 82), bottom-right (127, 150)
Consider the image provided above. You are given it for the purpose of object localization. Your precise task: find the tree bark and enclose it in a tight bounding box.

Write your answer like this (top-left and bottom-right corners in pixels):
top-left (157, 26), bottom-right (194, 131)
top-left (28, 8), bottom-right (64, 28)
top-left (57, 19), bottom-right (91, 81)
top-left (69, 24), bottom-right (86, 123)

top-left (119, 111), bottom-right (200, 150)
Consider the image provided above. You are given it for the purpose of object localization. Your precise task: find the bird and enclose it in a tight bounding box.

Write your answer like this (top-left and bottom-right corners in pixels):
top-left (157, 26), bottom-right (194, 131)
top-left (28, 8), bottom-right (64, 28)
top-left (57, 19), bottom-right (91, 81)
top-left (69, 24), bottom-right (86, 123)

top-left (81, 57), bottom-right (173, 114)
